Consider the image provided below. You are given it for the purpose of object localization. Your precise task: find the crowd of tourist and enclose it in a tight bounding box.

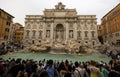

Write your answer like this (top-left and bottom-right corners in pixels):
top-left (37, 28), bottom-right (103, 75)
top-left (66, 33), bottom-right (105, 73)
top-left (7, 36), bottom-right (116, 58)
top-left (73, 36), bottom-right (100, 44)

top-left (0, 58), bottom-right (120, 77)
top-left (0, 42), bottom-right (120, 77)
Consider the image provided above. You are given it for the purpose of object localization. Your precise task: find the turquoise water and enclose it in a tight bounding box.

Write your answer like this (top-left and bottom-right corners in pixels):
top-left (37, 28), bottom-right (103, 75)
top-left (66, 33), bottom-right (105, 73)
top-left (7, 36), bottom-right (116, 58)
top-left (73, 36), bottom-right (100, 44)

top-left (0, 52), bottom-right (111, 63)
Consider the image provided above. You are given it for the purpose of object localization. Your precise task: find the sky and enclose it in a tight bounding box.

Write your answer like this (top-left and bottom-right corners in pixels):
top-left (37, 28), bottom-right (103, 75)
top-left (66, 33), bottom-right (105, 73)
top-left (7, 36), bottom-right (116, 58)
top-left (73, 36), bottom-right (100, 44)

top-left (0, 0), bottom-right (119, 26)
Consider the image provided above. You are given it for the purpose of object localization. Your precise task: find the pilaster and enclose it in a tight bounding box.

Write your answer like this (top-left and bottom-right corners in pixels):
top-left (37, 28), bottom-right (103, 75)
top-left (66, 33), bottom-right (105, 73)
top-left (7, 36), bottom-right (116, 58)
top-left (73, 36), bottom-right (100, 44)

top-left (65, 22), bottom-right (69, 44)
top-left (74, 22), bottom-right (77, 40)
top-left (43, 22), bottom-right (46, 40)
top-left (51, 22), bottom-right (54, 43)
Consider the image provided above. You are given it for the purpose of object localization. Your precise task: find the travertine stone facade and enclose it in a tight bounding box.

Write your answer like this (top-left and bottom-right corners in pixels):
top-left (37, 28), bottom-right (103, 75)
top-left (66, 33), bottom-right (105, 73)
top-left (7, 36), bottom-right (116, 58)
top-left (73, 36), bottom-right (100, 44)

top-left (23, 2), bottom-right (99, 47)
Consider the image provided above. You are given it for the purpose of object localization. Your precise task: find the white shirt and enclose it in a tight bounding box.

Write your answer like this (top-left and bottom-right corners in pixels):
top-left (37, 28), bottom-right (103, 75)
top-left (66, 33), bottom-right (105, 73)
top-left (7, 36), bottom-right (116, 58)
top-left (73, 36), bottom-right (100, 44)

top-left (73, 67), bottom-right (81, 77)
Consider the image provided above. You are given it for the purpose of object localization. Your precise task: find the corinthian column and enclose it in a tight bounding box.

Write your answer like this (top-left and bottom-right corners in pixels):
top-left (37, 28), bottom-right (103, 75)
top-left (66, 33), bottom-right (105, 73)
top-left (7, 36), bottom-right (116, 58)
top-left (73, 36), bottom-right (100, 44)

top-left (74, 22), bottom-right (77, 40)
top-left (65, 22), bottom-right (69, 44)
top-left (51, 22), bottom-right (54, 44)
top-left (43, 22), bottom-right (46, 40)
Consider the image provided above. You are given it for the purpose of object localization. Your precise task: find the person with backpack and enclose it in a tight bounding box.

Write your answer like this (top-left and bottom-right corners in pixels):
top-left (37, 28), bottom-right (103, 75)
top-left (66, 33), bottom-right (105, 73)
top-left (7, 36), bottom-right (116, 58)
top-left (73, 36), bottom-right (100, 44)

top-left (73, 61), bottom-right (89, 77)
top-left (73, 61), bottom-right (81, 77)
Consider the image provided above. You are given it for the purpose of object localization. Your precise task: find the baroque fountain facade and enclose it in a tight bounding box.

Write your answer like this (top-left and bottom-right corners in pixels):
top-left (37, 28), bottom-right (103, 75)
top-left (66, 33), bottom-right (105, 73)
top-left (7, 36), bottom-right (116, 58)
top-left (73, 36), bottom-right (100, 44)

top-left (23, 2), bottom-right (100, 53)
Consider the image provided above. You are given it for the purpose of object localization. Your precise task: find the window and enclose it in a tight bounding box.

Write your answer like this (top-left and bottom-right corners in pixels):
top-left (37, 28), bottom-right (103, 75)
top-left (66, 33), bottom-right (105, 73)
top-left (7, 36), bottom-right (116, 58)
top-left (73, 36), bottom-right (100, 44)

top-left (32, 40), bottom-right (34, 44)
top-left (7, 16), bottom-right (11, 20)
top-left (85, 31), bottom-right (88, 37)
top-left (32, 30), bottom-right (36, 36)
top-left (26, 30), bottom-right (30, 36)
top-left (77, 31), bottom-right (81, 38)
top-left (6, 22), bottom-right (11, 26)
top-left (5, 28), bottom-right (9, 32)
top-left (107, 16), bottom-right (111, 20)
top-left (5, 28), bottom-right (7, 32)
top-left (112, 11), bottom-right (117, 16)
top-left (83, 21), bottom-right (88, 30)
top-left (114, 18), bottom-right (117, 23)
top-left (4, 36), bottom-right (8, 40)
top-left (91, 31), bottom-right (95, 37)
top-left (39, 31), bottom-right (42, 38)
top-left (26, 24), bottom-right (31, 29)
top-left (93, 41), bottom-right (95, 46)
top-left (115, 33), bottom-right (119, 37)
top-left (39, 40), bottom-right (41, 43)
top-left (115, 25), bottom-right (119, 31)
top-left (116, 40), bottom-right (120, 45)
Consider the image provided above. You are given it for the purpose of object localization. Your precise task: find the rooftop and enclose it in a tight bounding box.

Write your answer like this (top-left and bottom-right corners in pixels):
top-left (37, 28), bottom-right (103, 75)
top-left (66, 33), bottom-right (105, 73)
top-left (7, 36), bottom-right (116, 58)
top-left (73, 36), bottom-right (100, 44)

top-left (0, 8), bottom-right (14, 18)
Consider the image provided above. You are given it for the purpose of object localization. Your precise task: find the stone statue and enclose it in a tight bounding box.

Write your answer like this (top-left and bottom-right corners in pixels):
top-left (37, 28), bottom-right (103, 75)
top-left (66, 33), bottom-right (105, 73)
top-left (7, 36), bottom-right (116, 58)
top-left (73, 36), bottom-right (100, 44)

top-left (55, 2), bottom-right (65, 10)
top-left (70, 31), bottom-right (73, 38)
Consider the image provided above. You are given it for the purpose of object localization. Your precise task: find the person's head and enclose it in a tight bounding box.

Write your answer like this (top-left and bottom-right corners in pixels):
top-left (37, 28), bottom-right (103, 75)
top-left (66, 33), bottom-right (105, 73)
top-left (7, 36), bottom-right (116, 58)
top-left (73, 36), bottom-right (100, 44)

top-left (65, 60), bottom-right (69, 65)
top-left (16, 58), bottom-right (21, 64)
top-left (80, 64), bottom-right (84, 68)
top-left (75, 61), bottom-right (79, 67)
top-left (47, 59), bottom-right (53, 66)
top-left (90, 60), bottom-right (97, 66)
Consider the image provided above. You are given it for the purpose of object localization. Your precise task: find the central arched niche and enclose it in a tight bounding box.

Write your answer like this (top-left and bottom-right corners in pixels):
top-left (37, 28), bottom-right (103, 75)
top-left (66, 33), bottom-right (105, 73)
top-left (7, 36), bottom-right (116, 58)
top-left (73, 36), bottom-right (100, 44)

top-left (55, 24), bottom-right (64, 42)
